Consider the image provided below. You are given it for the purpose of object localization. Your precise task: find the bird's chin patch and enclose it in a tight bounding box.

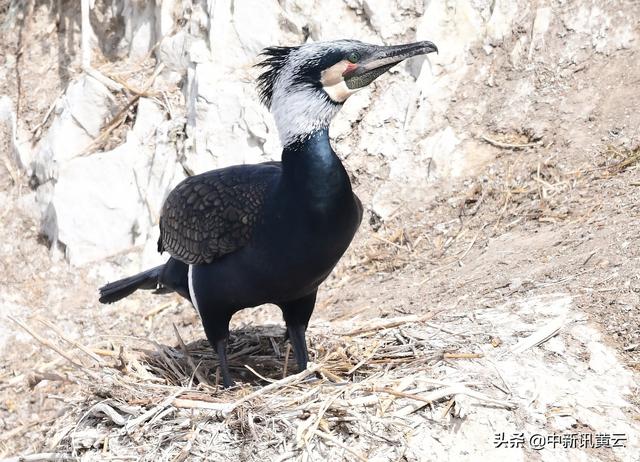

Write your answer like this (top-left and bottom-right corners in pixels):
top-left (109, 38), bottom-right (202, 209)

top-left (320, 60), bottom-right (358, 104)
top-left (322, 80), bottom-right (358, 103)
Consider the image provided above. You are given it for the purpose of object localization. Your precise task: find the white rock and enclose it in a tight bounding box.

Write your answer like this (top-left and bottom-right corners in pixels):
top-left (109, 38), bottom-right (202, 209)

top-left (612, 23), bottom-right (637, 50)
top-left (486, 0), bottom-right (519, 45)
top-left (123, 0), bottom-right (157, 59)
top-left (362, 0), bottom-right (405, 39)
top-left (45, 145), bottom-right (145, 265)
top-left (417, 0), bottom-right (485, 68)
top-left (132, 98), bottom-right (166, 142)
top-left (233, 0), bottom-right (283, 55)
top-left (187, 68), bottom-right (250, 169)
top-left (371, 126), bottom-right (496, 220)
top-left (143, 118), bottom-right (187, 219)
top-left (283, 0), bottom-right (375, 41)
top-left (416, 126), bottom-right (462, 178)
top-left (158, 30), bottom-right (192, 73)
top-left (33, 75), bottom-right (116, 184)
top-left (156, 0), bottom-right (180, 37)
top-left (331, 90), bottom-right (371, 140)
top-left (510, 35), bottom-right (529, 68)
top-left (0, 95), bottom-right (32, 171)
top-left (207, 0), bottom-right (249, 70)
top-left (528, 7), bottom-right (553, 60)
top-left (39, 95), bottom-right (183, 265)
top-left (409, 0), bottom-right (488, 137)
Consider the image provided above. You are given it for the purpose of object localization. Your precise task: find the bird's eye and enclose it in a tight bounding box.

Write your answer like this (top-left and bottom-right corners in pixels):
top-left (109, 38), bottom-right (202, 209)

top-left (347, 52), bottom-right (360, 64)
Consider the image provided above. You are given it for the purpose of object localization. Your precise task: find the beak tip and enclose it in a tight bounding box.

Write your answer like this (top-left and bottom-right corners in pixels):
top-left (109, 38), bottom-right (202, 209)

top-left (423, 41), bottom-right (438, 55)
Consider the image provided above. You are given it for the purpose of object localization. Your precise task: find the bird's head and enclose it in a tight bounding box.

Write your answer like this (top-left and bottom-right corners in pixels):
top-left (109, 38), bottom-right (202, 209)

top-left (256, 39), bottom-right (438, 147)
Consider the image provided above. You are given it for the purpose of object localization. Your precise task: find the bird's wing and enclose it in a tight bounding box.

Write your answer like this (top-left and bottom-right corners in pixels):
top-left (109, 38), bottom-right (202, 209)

top-left (158, 162), bottom-right (281, 264)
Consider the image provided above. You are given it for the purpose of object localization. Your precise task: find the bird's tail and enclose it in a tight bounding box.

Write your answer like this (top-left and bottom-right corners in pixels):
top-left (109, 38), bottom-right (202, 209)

top-left (99, 265), bottom-right (163, 304)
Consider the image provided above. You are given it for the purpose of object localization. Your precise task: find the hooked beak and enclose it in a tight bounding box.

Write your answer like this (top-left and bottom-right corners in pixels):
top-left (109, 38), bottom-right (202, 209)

top-left (344, 41), bottom-right (438, 90)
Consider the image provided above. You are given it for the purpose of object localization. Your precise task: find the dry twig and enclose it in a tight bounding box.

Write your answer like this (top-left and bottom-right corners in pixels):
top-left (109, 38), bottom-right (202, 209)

top-left (481, 134), bottom-right (542, 149)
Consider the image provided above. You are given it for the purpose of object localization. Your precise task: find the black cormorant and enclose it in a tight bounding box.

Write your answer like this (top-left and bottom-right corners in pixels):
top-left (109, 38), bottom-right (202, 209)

top-left (99, 39), bottom-right (438, 387)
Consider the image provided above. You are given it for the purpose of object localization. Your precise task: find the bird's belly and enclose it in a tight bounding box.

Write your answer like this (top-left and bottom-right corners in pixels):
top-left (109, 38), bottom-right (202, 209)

top-left (249, 218), bottom-right (358, 302)
top-left (194, 198), bottom-right (361, 308)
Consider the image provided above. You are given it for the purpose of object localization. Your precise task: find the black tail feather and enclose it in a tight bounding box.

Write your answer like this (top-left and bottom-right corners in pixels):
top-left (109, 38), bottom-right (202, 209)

top-left (99, 265), bottom-right (163, 304)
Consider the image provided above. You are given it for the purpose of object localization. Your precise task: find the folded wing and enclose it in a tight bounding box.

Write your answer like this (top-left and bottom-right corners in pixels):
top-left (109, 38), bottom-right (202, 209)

top-left (158, 162), bottom-right (281, 264)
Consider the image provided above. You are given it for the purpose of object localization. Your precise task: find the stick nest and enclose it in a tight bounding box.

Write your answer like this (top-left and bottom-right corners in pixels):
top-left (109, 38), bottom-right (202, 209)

top-left (7, 311), bottom-right (515, 461)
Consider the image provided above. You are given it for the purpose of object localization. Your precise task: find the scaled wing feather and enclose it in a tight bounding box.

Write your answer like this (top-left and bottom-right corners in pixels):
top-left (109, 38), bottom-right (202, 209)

top-left (158, 163), bottom-right (279, 264)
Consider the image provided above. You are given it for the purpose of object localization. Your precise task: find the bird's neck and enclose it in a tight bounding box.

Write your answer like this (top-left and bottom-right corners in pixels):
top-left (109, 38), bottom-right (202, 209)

top-left (271, 87), bottom-right (342, 147)
top-left (281, 129), bottom-right (351, 207)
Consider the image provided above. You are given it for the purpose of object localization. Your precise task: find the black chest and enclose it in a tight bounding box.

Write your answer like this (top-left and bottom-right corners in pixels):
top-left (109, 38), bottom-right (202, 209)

top-left (247, 130), bottom-right (362, 301)
top-left (259, 130), bottom-right (362, 277)
top-left (191, 129), bottom-right (363, 307)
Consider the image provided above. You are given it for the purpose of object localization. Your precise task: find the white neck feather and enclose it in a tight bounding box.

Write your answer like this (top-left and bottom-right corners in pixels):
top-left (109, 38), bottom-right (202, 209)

top-left (271, 85), bottom-right (341, 147)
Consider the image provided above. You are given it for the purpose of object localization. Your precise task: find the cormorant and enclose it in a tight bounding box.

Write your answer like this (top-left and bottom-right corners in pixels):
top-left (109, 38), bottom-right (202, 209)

top-left (99, 39), bottom-right (438, 387)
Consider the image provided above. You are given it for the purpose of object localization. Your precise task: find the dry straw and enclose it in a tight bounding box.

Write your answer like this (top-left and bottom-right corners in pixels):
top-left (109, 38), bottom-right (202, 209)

top-left (6, 309), bottom-right (516, 461)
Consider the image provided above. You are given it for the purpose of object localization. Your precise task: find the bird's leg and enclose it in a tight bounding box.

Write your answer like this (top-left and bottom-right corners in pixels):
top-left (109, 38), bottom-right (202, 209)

top-left (215, 337), bottom-right (234, 388)
top-left (279, 291), bottom-right (317, 372)
top-left (200, 310), bottom-right (234, 388)
top-left (287, 324), bottom-right (309, 371)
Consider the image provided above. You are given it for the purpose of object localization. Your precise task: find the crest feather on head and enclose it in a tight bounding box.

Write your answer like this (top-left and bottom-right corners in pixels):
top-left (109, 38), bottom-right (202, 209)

top-left (255, 46), bottom-right (299, 108)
